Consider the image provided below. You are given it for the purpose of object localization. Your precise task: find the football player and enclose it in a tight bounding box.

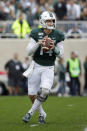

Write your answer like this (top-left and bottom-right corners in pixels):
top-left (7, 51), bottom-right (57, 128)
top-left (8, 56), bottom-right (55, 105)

top-left (22, 11), bottom-right (65, 124)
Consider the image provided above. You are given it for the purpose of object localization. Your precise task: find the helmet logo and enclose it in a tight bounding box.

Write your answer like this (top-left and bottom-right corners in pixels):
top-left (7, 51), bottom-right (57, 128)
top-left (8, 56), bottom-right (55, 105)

top-left (49, 12), bottom-right (53, 17)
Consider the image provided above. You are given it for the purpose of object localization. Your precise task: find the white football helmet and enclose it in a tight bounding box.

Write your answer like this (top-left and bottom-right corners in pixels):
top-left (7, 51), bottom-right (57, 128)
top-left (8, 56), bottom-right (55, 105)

top-left (39, 11), bottom-right (56, 30)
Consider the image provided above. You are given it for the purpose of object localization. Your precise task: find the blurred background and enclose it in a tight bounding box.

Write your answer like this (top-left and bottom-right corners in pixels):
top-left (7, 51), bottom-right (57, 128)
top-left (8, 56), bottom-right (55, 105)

top-left (0, 0), bottom-right (87, 97)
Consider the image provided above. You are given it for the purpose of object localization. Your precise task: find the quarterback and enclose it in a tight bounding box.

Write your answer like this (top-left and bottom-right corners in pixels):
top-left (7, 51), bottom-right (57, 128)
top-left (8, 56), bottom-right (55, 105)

top-left (22, 11), bottom-right (65, 124)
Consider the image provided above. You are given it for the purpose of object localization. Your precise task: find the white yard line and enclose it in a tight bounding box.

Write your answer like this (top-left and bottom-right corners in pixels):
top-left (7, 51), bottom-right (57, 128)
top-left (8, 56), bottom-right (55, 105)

top-left (30, 124), bottom-right (39, 127)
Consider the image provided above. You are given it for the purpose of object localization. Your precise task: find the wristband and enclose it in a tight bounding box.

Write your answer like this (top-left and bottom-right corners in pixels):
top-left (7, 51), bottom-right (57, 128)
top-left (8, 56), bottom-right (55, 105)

top-left (54, 47), bottom-right (60, 55)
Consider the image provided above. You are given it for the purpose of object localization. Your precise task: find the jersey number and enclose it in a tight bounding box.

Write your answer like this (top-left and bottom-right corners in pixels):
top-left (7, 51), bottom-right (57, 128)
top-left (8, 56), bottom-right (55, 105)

top-left (40, 47), bottom-right (53, 56)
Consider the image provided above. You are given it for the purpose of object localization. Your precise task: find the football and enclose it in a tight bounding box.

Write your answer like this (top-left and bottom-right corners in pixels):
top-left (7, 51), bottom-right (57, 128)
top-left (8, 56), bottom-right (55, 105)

top-left (42, 36), bottom-right (54, 52)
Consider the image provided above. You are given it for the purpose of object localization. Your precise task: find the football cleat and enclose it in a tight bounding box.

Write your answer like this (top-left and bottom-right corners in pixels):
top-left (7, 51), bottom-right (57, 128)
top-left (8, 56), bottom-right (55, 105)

top-left (39, 116), bottom-right (46, 124)
top-left (22, 113), bottom-right (31, 123)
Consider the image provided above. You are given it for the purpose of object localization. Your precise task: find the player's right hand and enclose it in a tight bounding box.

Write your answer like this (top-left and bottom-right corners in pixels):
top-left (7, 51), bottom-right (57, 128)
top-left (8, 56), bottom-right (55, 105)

top-left (37, 36), bottom-right (48, 46)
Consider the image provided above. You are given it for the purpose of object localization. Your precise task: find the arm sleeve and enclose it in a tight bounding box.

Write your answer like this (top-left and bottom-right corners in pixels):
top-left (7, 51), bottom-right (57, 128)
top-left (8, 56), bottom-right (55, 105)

top-left (29, 29), bottom-right (37, 41)
top-left (55, 41), bottom-right (64, 58)
top-left (26, 38), bottom-right (39, 56)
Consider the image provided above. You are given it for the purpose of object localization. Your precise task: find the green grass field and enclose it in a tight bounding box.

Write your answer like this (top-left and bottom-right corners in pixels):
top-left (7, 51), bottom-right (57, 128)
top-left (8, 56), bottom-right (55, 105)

top-left (0, 96), bottom-right (87, 131)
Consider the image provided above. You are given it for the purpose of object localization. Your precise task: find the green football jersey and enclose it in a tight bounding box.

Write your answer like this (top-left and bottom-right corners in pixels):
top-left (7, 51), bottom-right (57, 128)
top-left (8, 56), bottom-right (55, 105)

top-left (30, 28), bottom-right (65, 66)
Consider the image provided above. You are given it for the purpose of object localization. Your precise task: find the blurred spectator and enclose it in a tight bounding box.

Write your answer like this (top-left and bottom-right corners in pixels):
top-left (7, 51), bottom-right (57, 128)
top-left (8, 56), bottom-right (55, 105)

top-left (29, 0), bottom-right (38, 15)
top-left (22, 56), bottom-right (32, 94)
top-left (20, 0), bottom-right (31, 13)
top-left (0, 1), bottom-right (7, 20)
top-left (80, 7), bottom-right (87, 20)
top-left (4, 53), bottom-right (24, 95)
top-left (26, 9), bottom-right (35, 27)
top-left (0, 0), bottom-right (6, 7)
top-left (53, 0), bottom-right (67, 20)
top-left (83, 56), bottom-right (87, 92)
top-left (34, 6), bottom-right (42, 20)
top-left (16, 4), bottom-right (26, 19)
top-left (22, 57), bottom-right (30, 94)
top-left (67, 24), bottom-right (83, 38)
top-left (57, 58), bottom-right (66, 96)
top-left (9, 0), bottom-right (16, 20)
top-left (37, 0), bottom-right (46, 12)
top-left (0, 25), bottom-right (4, 33)
top-left (45, 0), bottom-right (54, 12)
top-left (66, 51), bottom-right (81, 96)
top-left (0, 0), bottom-right (14, 20)
top-left (1, 0), bottom-right (87, 35)
top-left (66, 0), bottom-right (81, 20)
top-left (12, 11), bottom-right (31, 38)
top-left (75, 51), bottom-right (81, 95)
top-left (1, 0), bottom-right (87, 22)
top-left (4, 1), bottom-right (11, 18)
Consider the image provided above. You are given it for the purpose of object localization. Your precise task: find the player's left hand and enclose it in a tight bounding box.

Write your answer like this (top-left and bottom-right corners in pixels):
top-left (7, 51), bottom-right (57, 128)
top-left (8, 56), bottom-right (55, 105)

top-left (48, 38), bottom-right (54, 50)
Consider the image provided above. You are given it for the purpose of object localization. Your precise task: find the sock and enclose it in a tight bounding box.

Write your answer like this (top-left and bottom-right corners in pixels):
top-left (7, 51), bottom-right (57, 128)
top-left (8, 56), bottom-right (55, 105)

top-left (37, 105), bottom-right (46, 116)
top-left (28, 99), bottom-right (42, 116)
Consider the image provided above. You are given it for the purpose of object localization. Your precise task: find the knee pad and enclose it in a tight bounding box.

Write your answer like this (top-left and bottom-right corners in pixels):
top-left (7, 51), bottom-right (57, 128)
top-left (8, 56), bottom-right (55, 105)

top-left (37, 88), bottom-right (50, 102)
top-left (41, 88), bottom-right (50, 95)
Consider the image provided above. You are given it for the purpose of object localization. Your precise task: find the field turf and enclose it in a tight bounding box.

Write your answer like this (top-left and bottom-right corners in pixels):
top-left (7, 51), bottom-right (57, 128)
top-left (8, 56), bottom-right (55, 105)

top-left (0, 96), bottom-right (87, 131)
